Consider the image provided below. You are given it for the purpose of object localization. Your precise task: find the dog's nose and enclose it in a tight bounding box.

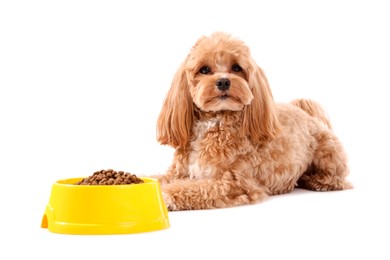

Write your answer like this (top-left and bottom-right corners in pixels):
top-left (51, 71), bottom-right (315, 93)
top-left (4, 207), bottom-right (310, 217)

top-left (216, 78), bottom-right (230, 91)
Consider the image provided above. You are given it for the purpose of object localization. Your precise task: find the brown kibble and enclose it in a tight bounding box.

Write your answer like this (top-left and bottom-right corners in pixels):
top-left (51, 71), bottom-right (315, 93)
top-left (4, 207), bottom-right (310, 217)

top-left (75, 169), bottom-right (144, 185)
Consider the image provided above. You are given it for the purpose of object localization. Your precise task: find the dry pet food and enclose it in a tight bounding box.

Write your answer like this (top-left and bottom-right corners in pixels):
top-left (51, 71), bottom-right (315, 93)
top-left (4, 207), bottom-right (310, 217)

top-left (75, 169), bottom-right (144, 185)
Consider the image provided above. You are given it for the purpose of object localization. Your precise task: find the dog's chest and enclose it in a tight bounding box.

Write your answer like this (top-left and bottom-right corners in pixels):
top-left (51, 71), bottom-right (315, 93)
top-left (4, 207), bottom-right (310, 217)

top-left (188, 118), bottom-right (220, 179)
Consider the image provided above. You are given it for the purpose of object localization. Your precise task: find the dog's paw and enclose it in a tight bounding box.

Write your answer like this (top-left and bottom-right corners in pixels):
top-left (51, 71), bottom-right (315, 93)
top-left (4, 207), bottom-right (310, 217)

top-left (162, 192), bottom-right (178, 211)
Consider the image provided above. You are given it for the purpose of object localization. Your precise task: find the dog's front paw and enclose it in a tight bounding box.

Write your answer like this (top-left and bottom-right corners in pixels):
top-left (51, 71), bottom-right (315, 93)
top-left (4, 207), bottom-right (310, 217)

top-left (162, 192), bottom-right (178, 211)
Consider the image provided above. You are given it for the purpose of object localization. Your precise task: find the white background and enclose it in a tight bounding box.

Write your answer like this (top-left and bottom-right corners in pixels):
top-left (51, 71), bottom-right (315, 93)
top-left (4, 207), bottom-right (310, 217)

top-left (1, 0), bottom-right (389, 259)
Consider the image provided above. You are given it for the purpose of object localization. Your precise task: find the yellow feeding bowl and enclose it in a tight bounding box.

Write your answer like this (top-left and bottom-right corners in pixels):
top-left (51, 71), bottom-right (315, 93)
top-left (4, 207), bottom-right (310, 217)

top-left (41, 177), bottom-right (169, 234)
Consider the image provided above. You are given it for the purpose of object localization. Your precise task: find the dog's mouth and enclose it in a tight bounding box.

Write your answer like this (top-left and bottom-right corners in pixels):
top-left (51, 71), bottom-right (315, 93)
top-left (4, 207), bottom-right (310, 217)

top-left (216, 93), bottom-right (241, 103)
top-left (204, 94), bottom-right (239, 105)
top-left (219, 94), bottom-right (229, 100)
top-left (199, 93), bottom-right (247, 112)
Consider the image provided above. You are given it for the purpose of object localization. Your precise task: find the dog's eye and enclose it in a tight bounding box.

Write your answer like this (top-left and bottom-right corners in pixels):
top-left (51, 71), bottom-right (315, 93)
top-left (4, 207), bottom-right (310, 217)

top-left (232, 64), bottom-right (242, 72)
top-left (199, 66), bottom-right (211, 74)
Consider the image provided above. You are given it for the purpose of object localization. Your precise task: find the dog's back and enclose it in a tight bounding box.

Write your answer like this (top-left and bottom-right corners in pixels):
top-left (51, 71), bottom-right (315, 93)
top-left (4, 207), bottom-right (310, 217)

top-left (291, 99), bottom-right (332, 129)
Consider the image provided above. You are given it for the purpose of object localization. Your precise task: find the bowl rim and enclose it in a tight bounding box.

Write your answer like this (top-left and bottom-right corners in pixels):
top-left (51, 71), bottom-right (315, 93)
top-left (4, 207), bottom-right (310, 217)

top-left (54, 177), bottom-right (158, 187)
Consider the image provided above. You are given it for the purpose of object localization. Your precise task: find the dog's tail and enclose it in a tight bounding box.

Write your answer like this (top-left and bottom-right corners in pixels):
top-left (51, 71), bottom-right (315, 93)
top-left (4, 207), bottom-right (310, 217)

top-left (291, 99), bottom-right (332, 129)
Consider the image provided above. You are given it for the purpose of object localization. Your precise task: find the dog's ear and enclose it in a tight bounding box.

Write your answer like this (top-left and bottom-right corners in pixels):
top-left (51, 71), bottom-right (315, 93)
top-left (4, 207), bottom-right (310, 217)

top-left (156, 61), bottom-right (193, 149)
top-left (241, 61), bottom-right (280, 142)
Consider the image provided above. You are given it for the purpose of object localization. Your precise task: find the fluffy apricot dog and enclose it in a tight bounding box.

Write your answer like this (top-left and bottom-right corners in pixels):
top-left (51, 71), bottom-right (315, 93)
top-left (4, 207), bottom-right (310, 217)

top-left (154, 32), bottom-right (351, 211)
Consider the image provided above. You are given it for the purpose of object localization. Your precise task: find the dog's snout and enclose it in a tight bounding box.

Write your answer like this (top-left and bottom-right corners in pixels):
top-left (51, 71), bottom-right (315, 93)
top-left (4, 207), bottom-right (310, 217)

top-left (216, 78), bottom-right (230, 91)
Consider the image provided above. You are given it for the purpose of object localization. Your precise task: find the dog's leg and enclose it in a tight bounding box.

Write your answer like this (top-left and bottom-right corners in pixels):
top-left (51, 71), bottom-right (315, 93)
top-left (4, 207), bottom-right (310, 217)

top-left (161, 178), bottom-right (268, 211)
top-left (149, 162), bottom-right (190, 185)
top-left (298, 130), bottom-right (352, 191)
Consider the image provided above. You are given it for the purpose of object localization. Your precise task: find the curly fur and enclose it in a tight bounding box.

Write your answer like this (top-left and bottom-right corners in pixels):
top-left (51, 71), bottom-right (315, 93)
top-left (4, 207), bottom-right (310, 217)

top-left (154, 32), bottom-right (351, 211)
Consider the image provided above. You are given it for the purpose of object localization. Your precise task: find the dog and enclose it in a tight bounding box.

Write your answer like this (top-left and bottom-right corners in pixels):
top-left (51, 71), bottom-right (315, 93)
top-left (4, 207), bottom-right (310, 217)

top-left (153, 32), bottom-right (351, 211)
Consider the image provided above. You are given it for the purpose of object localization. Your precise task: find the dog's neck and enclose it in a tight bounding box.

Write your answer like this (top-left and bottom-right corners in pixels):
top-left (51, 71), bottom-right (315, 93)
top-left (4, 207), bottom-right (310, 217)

top-left (193, 105), bottom-right (243, 126)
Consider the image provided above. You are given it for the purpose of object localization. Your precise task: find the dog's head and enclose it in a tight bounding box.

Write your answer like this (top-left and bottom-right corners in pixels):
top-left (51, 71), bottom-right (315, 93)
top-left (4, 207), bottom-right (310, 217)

top-left (157, 32), bottom-right (280, 148)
